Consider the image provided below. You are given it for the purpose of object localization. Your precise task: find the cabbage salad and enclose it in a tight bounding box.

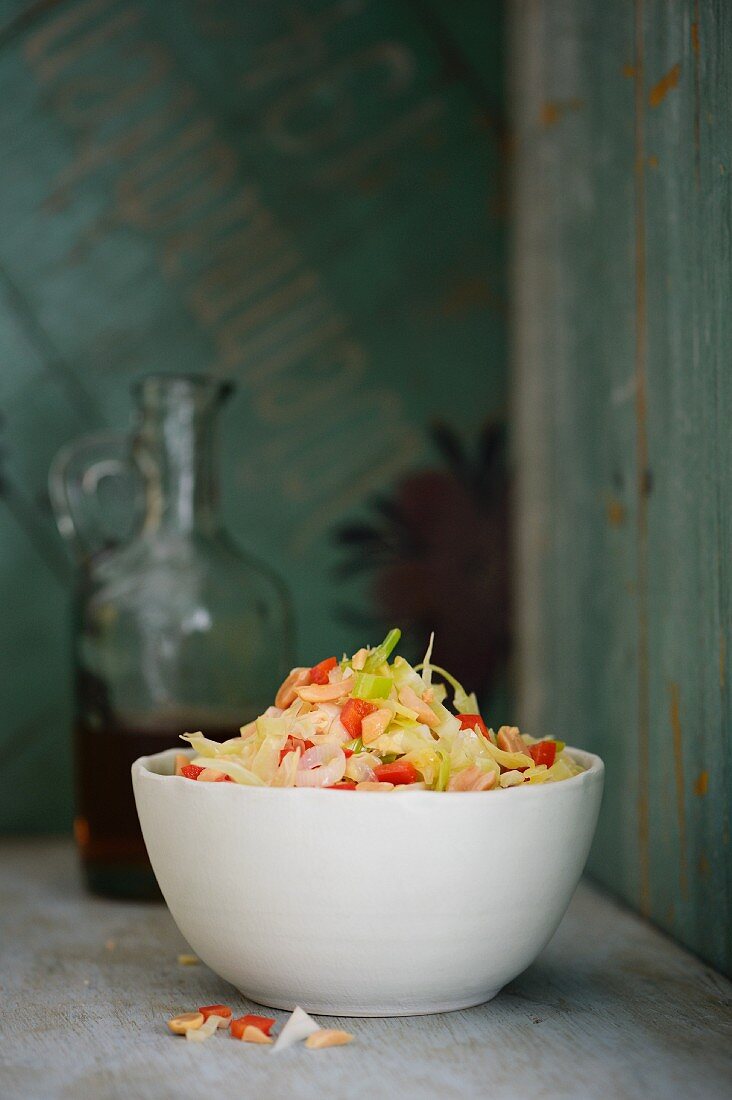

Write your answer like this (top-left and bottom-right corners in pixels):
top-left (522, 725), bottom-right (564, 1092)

top-left (175, 629), bottom-right (584, 791)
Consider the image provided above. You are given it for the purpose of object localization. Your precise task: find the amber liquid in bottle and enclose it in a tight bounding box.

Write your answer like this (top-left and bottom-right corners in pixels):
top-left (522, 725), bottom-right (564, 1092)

top-left (74, 720), bottom-right (245, 899)
top-left (74, 671), bottom-right (254, 898)
top-left (72, 726), bottom-right (242, 897)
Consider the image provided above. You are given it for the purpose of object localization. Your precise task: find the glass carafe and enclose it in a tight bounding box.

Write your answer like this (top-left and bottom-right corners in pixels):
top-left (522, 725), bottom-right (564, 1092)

top-left (50, 375), bottom-right (293, 898)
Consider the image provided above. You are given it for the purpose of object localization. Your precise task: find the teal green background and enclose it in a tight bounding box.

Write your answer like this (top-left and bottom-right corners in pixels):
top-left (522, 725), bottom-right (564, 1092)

top-left (512, 0), bottom-right (732, 976)
top-left (0, 1), bottom-right (505, 831)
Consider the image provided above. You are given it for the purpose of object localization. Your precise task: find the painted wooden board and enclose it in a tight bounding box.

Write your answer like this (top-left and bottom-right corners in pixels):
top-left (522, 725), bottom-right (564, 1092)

top-left (1, 840), bottom-right (731, 1100)
top-left (0, 0), bottom-right (505, 831)
top-left (512, 0), bottom-right (732, 976)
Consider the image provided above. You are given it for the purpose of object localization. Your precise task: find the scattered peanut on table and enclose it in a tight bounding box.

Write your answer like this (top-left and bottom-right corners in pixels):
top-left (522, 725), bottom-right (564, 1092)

top-left (305, 1029), bottom-right (355, 1049)
top-left (167, 1012), bottom-right (204, 1035)
top-left (166, 1004), bottom-right (355, 1052)
top-left (186, 1015), bottom-right (225, 1042)
top-left (242, 1025), bottom-right (273, 1044)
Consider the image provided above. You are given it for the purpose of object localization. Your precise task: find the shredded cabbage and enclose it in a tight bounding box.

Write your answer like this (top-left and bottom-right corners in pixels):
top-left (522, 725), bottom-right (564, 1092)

top-left (189, 757), bottom-right (265, 785)
top-left (420, 632), bottom-right (435, 687)
top-left (413, 662), bottom-right (478, 714)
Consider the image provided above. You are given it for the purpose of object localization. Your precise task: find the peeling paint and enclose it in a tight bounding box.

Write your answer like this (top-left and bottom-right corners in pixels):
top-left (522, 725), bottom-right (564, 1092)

top-left (694, 771), bottom-right (709, 797)
top-left (649, 62), bottom-right (681, 108)
top-left (605, 495), bottom-right (626, 527)
top-left (540, 98), bottom-right (583, 128)
top-left (691, 21), bottom-right (700, 56)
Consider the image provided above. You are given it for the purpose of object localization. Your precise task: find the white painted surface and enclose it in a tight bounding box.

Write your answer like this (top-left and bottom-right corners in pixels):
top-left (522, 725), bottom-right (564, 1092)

top-left (1, 840), bottom-right (730, 1100)
top-left (132, 746), bottom-right (604, 1015)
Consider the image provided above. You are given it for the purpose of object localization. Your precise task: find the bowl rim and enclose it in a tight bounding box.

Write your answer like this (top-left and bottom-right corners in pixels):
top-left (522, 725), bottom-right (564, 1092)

top-left (132, 744), bottom-right (604, 800)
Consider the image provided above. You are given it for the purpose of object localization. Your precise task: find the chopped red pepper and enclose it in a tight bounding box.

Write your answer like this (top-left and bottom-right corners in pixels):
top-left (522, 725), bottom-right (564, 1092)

top-left (180, 764), bottom-right (204, 780)
top-left (342, 747), bottom-right (354, 758)
top-left (326, 781), bottom-right (357, 789)
top-left (199, 1004), bottom-right (232, 1022)
top-left (279, 737), bottom-right (296, 764)
top-left (309, 656), bottom-right (338, 685)
top-left (215, 773), bottom-right (234, 782)
top-left (340, 697), bottom-right (378, 738)
top-left (231, 1014), bottom-right (276, 1039)
top-left (457, 713), bottom-right (490, 739)
top-left (373, 761), bottom-right (421, 785)
top-left (529, 740), bottom-right (557, 767)
top-left (279, 737), bottom-right (314, 764)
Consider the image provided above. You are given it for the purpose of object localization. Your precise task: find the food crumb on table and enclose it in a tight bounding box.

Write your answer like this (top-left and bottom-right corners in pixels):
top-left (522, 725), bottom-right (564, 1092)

top-left (166, 1004), bottom-right (355, 1052)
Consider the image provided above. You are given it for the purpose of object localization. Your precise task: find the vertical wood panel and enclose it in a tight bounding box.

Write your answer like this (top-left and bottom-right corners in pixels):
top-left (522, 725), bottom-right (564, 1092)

top-left (513, 0), bottom-right (732, 975)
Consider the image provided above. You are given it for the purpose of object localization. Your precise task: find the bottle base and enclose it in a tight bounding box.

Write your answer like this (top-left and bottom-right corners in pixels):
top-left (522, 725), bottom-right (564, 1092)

top-left (83, 861), bottom-right (163, 902)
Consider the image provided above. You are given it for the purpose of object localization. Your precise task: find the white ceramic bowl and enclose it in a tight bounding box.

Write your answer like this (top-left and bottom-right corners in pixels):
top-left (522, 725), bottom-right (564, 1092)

top-left (133, 747), bottom-right (603, 1017)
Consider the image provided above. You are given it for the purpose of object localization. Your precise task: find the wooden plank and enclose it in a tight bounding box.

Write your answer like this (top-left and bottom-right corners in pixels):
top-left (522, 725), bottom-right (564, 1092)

top-left (1, 840), bottom-right (731, 1100)
top-left (512, 0), bottom-right (732, 975)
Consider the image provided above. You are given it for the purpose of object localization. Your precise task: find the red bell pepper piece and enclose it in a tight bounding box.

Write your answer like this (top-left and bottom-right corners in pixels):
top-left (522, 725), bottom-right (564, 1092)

top-left (279, 737), bottom-right (314, 764)
top-left (373, 761), bottom-right (421, 785)
top-left (309, 656), bottom-right (338, 685)
top-left (180, 764), bottom-right (204, 780)
top-left (231, 1014), bottom-right (276, 1039)
top-left (529, 740), bottom-right (557, 768)
top-left (279, 737), bottom-right (296, 764)
top-left (457, 713), bottom-right (490, 739)
top-left (199, 1004), bottom-right (232, 1022)
top-left (340, 697), bottom-right (378, 738)
top-left (326, 781), bottom-right (357, 789)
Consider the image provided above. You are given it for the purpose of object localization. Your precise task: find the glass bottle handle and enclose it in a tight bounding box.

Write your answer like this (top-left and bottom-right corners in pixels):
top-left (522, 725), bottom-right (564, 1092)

top-left (49, 432), bottom-right (144, 561)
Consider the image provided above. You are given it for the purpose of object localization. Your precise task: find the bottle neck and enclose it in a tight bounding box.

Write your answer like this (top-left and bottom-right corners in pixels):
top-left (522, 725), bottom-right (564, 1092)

top-left (134, 395), bottom-right (220, 538)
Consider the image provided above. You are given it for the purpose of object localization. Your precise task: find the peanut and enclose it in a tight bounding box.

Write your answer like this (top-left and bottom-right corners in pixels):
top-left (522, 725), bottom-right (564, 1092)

top-left (174, 754), bottom-right (189, 776)
top-left (275, 667), bottom-right (311, 709)
top-left (496, 726), bottom-right (526, 754)
top-left (295, 676), bottom-right (355, 703)
top-left (242, 1025), bottom-right (273, 1044)
top-left (167, 1012), bottom-right (204, 1035)
top-left (472, 770), bottom-right (497, 791)
top-left (351, 648), bottom-right (368, 670)
top-left (186, 1015), bottom-right (224, 1042)
top-left (398, 685), bottom-right (439, 728)
top-left (305, 1029), bottom-right (354, 1049)
top-left (448, 766), bottom-right (483, 791)
top-left (360, 707), bottom-right (392, 746)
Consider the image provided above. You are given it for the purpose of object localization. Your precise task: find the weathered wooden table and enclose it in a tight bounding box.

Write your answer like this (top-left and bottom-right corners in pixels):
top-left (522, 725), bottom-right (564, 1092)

top-left (1, 840), bottom-right (730, 1100)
